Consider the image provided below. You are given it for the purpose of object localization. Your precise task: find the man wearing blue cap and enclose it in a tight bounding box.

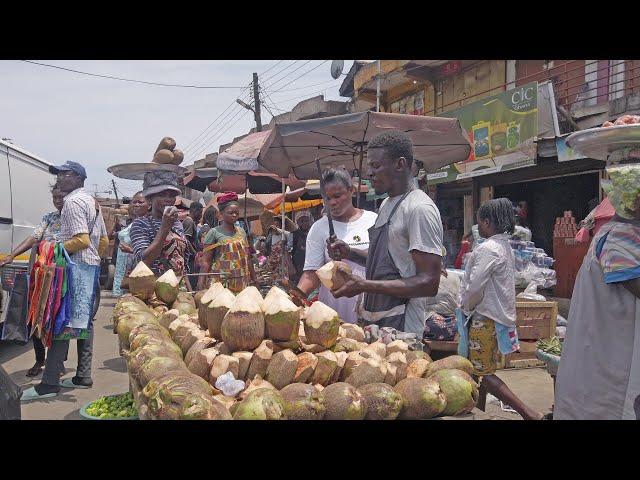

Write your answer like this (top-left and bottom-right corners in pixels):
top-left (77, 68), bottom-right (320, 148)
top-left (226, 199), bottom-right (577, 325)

top-left (22, 161), bottom-right (108, 400)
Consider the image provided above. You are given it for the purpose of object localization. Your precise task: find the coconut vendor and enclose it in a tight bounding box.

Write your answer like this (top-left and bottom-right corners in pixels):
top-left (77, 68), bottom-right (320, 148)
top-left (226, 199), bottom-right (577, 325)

top-left (555, 164), bottom-right (640, 420)
top-left (326, 131), bottom-right (444, 336)
top-left (130, 171), bottom-right (189, 278)
top-left (198, 192), bottom-right (256, 293)
top-left (22, 161), bottom-right (108, 400)
top-left (458, 198), bottom-right (543, 420)
top-left (112, 192), bottom-right (150, 297)
top-left (299, 168), bottom-right (377, 324)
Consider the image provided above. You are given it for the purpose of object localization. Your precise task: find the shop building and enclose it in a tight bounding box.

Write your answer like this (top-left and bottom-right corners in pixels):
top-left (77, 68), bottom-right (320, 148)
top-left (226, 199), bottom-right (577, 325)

top-left (342, 60), bottom-right (640, 295)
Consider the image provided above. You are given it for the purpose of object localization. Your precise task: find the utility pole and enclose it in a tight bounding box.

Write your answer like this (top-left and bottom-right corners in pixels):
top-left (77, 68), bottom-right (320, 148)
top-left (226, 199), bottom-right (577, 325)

top-left (252, 72), bottom-right (262, 132)
top-left (376, 60), bottom-right (381, 112)
top-left (111, 179), bottom-right (120, 204)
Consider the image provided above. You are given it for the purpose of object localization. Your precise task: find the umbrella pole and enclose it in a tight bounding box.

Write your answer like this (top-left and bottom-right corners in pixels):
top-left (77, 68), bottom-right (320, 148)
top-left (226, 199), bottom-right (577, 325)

top-left (357, 146), bottom-right (364, 209)
top-left (281, 178), bottom-right (286, 279)
top-left (244, 174), bottom-right (248, 233)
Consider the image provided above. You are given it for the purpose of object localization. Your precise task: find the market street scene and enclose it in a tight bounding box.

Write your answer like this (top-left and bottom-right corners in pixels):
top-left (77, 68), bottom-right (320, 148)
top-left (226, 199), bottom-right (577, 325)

top-left (1, 59), bottom-right (639, 421)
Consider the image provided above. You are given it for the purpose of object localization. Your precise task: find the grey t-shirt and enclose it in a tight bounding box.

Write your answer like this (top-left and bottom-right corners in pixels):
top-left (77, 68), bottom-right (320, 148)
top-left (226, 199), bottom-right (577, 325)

top-left (374, 188), bottom-right (444, 335)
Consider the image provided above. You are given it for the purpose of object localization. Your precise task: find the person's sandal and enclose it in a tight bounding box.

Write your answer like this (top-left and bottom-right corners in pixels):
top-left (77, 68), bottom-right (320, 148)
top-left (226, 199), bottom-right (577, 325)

top-left (26, 363), bottom-right (44, 377)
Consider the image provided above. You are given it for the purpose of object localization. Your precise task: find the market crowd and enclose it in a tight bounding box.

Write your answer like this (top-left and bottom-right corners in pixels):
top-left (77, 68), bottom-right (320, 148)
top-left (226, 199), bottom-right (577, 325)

top-left (4, 130), bottom-right (638, 420)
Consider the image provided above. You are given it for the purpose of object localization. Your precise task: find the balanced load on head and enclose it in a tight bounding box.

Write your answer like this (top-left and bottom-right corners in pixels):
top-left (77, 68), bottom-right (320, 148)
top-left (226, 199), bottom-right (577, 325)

top-left (152, 137), bottom-right (184, 166)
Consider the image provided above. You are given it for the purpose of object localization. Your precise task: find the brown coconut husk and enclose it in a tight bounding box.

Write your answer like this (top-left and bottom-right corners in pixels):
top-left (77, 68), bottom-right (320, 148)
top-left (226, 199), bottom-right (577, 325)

top-left (265, 349), bottom-right (298, 390)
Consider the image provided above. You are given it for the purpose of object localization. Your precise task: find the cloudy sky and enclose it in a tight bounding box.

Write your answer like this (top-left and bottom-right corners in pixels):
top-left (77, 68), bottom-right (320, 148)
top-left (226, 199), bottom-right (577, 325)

top-left (0, 60), bottom-right (354, 197)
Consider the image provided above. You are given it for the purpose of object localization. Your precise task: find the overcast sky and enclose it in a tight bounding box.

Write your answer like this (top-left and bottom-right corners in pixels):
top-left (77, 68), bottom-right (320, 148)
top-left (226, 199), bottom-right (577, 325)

top-left (0, 60), bottom-right (354, 197)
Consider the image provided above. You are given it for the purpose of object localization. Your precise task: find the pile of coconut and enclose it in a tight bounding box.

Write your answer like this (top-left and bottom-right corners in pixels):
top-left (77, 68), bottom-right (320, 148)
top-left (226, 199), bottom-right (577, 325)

top-left (115, 261), bottom-right (480, 420)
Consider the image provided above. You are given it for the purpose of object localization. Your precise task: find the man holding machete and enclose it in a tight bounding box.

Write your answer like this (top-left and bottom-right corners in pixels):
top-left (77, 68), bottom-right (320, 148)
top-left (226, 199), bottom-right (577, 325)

top-left (327, 131), bottom-right (445, 336)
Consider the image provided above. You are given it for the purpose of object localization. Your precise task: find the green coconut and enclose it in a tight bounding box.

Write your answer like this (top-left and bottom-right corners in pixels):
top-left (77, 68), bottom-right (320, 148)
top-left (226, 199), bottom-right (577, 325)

top-left (113, 295), bottom-right (151, 330)
top-left (303, 301), bottom-right (340, 349)
top-left (179, 393), bottom-right (232, 420)
top-left (264, 294), bottom-right (300, 342)
top-left (129, 328), bottom-right (171, 352)
top-left (171, 292), bottom-right (197, 316)
top-left (137, 356), bottom-right (188, 387)
top-left (321, 382), bottom-right (367, 420)
top-left (116, 311), bottom-right (159, 349)
top-left (425, 355), bottom-right (474, 377)
top-left (206, 288), bottom-right (235, 340)
top-left (221, 288), bottom-right (265, 352)
top-left (358, 383), bottom-right (404, 420)
top-left (128, 261), bottom-right (156, 301)
top-left (147, 373), bottom-right (214, 418)
top-left (280, 383), bottom-right (326, 420)
top-left (128, 343), bottom-right (183, 376)
top-left (232, 388), bottom-right (287, 420)
top-left (394, 377), bottom-right (447, 420)
top-left (428, 369), bottom-right (479, 416)
top-left (155, 269), bottom-right (181, 304)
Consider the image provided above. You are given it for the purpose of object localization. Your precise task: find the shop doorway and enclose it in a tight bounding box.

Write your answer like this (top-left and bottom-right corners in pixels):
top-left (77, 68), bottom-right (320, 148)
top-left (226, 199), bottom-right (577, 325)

top-left (494, 172), bottom-right (600, 256)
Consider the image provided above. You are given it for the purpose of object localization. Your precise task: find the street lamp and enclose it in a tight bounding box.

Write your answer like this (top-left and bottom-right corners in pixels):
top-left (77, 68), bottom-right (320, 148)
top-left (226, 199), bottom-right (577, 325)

top-left (236, 99), bottom-right (254, 112)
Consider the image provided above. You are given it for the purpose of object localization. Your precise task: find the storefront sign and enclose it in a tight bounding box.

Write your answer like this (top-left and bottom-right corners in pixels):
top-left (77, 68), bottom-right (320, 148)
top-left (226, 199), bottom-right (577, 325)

top-left (390, 89), bottom-right (425, 116)
top-left (437, 82), bottom-right (539, 180)
top-left (556, 135), bottom-right (587, 162)
top-left (440, 61), bottom-right (462, 77)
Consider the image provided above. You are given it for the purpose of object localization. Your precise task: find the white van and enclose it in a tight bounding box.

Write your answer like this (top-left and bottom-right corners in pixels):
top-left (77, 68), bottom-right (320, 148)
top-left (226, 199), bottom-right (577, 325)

top-left (0, 139), bottom-right (56, 311)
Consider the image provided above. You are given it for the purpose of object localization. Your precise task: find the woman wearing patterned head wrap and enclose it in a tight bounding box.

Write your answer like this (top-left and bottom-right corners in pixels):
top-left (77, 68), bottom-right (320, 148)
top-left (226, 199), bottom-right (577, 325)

top-left (198, 192), bottom-right (256, 292)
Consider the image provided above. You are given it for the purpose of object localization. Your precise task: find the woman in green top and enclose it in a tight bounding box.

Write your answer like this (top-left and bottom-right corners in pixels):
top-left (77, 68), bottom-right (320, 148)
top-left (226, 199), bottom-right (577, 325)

top-left (198, 192), bottom-right (256, 292)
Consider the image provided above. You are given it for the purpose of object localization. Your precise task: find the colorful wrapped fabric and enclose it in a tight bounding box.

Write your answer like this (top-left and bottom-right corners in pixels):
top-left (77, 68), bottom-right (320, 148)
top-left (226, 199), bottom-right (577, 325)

top-left (52, 244), bottom-right (100, 341)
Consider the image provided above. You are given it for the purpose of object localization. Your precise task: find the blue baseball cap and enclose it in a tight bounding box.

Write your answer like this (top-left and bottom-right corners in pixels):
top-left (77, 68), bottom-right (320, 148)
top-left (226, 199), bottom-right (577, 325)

top-left (49, 161), bottom-right (87, 179)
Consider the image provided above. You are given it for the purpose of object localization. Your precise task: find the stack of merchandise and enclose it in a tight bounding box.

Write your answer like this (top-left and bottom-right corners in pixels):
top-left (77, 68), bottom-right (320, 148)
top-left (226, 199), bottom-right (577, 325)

top-left (554, 211), bottom-right (578, 239)
top-left (113, 261), bottom-right (482, 420)
top-left (509, 238), bottom-right (556, 289)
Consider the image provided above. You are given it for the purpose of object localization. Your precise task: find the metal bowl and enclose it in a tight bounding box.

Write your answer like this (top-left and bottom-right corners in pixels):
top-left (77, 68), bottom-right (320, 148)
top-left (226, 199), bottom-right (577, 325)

top-left (107, 163), bottom-right (188, 180)
top-left (565, 124), bottom-right (640, 163)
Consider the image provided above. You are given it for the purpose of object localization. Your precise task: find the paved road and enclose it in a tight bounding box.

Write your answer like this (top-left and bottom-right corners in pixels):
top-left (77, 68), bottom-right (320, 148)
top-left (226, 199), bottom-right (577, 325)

top-left (1, 293), bottom-right (129, 420)
top-left (1, 292), bottom-right (555, 420)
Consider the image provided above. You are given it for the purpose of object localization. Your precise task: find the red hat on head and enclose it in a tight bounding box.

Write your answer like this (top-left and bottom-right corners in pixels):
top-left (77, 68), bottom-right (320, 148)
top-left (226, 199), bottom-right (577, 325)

top-left (216, 192), bottom-right (239, 205)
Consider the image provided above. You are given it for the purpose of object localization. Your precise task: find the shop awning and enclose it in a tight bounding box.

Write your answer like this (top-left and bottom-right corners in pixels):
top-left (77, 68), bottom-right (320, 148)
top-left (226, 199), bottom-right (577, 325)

top-left (270, 199), bottom-right (323, 215)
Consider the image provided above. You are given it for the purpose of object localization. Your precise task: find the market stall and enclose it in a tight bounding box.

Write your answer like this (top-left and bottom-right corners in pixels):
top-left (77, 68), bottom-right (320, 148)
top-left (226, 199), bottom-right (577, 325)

top-left (108, 268), bottom-right (484, 420)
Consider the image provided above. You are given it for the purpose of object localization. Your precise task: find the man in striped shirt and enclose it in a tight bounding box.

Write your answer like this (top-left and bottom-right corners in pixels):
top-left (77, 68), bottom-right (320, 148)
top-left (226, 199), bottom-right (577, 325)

top-left (26, 161), bottom-right (108, 399)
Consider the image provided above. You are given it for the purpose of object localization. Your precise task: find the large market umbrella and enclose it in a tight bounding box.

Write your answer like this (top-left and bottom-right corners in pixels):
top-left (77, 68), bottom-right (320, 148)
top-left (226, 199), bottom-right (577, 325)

top-left (258, 111), bottom-right (472, 180)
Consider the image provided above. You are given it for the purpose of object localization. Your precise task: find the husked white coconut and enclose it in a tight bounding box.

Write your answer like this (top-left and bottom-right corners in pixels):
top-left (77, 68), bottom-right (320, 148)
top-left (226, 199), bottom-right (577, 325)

top-left (206, 288), bottom-right (235, 339)
top-left (220, 288), bottom-right (265, 352)
top-left (316, 261), bottom-right (351, 290)
top-left (128, 261), bottom-right (156, 300)
top-left (303, 301), bottom-right (340, 348)
top-left (155, 269), bottom-right (181, 304)
top-left (264, 294), bottom-right (300, 342)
